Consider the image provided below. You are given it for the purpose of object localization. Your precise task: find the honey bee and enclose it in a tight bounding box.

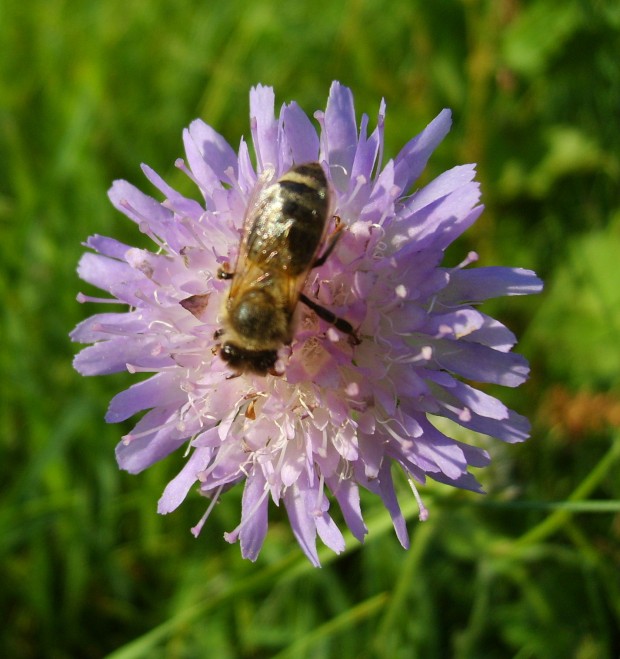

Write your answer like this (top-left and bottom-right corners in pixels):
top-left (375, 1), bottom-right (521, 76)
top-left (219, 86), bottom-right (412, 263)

top-left (212, 162), bottom-right (358, 376)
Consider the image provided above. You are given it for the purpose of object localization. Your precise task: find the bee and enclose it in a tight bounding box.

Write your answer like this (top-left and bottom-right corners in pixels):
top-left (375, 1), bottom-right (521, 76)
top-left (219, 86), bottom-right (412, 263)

top-left (212, 162), bottom-right (359, 376)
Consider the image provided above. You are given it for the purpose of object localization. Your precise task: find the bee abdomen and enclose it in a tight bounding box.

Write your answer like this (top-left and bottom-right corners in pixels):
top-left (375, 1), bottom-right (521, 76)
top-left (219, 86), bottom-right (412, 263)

top-left (273, 163), bottom-right (329, 275)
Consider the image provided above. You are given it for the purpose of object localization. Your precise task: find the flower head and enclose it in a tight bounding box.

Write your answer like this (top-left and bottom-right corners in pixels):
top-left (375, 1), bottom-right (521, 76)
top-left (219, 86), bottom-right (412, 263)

top-left (72, 82), bottom-right (542, 565)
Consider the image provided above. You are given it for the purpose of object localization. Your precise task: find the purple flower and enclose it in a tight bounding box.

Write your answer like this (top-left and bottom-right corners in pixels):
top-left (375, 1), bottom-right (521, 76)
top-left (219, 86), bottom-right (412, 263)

top-left (72, 82), bottom-right (542, 566)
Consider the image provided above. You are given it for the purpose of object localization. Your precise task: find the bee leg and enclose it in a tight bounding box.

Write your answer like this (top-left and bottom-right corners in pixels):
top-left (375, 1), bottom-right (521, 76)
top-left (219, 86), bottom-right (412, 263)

top-left (299, 292), bottom-right (361, 345)
top-left (313, 222), bottom-right (344, 268)
top-left (217, 263), bottom-right (234, 280)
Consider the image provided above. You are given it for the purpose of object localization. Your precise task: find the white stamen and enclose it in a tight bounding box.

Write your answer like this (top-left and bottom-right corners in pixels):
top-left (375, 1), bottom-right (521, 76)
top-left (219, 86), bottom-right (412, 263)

top-left (175, 158), bottom-right (202, 191)
top-left (224, 482), bottom-right (271, 540)
top-left (76, 293), bottom-right (126, 305)
top-left (314, 472), bottom-right (325, 517)
top-left (125, 363), bottom-right (178, 374)
top-left (121, 415), bottom-right (181, 442)
top-left (451, 251), bottom-right (479, 271)
top-left (120, 198), bottom-right (168, 251)
top-left (407, 477), bottom-right (429, 521)
top-left (191, 484), bottom-right (225, 536)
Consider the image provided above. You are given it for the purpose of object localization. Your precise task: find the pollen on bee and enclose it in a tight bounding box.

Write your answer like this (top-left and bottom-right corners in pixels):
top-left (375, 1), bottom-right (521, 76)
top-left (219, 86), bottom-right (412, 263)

top-left (217, 264), bottom-right (234, 280)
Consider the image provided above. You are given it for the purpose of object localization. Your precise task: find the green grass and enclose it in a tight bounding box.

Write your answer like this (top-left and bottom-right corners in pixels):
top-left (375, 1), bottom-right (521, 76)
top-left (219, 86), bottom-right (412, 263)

top-left (1, 0), bottom-right (619, 657)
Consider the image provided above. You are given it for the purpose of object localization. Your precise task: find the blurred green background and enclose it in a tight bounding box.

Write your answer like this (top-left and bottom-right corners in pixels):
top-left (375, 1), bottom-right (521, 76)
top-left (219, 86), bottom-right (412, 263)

top-left (1, 0), bottom-right (619, 657)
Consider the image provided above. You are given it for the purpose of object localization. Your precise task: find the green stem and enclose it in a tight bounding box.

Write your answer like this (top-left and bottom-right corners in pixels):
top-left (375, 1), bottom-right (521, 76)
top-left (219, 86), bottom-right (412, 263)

top-left (516, 434), bottom-right (620, 547)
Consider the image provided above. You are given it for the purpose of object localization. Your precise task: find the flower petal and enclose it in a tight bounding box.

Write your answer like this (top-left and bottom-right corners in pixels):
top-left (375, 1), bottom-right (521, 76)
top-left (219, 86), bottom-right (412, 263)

top-left (158, 444), bottom-right (214, 513)
top-left (320, 81), bottom-right (358, 189)
top-left (239, 469), bottom-right (270, 561)
top-left (115, 406), bottom-right (190, 474)
top-left (432, 339), bottom-right (530, 387)
top-left (326, 476), bottom-right (367, 543)
top-left (72, 82), bottom-right (542, 565)
top-left (280, 101), bottom-right (320, 165)
top-left (250, 84), bottom-right (279, 171)
top-left (106, 372), bottom-right (185, 422)
top-left (393, 109), bottom-right (452, 193)
top-left (284, 480), bottom-right (320, 567)
top-left (441, 267), bottom-right (544, 304)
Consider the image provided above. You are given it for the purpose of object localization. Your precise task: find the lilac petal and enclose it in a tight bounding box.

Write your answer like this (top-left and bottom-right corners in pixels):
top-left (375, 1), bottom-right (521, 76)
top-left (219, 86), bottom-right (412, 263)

top-left (363, 159), bottom-right (398, 223)
top-left (123, 248), bottom-right (188, 299)
top-left (236, 137), bottom-right (258, 195)
top-left (250, 84), bottom-right (279, 171)
top-left (444, 407), bottom-right (531, 444)
top-left (370, 98), bottom-right (386, 175)
top-left (407, 164), bottom-right (477, 211)
top-left (141, 164), bottom-right (205, 218)
top-left (284, 481), bottom-right (320, 567)
top-left (77, 253), bottom-right (145, 302)
top-left (392, 438), bottom-right (439, 476)
top-left (186, 119), bottom-right (238, 183)
top-left (108, 180), bottom-right (172, 234)
top-left (439, 205), bottom-right (485, 250)
top-left (423, 309), bottom-right (484, 340)
top-left (414, 425), bottom-right (467, 480)
top-left (192, 425), bottom-right (226, 448)
top-left (431, 469), bottom-right (484, 493)
top-left (115, 406), bottom-right (189, 474)
top-left (393, 109), bottom-right (452, 193)
top-left (70, 311), bottom-right (147, 344)
top-left (385, 417), bottom-right (442, 474)
top-left (364, 460), bottom-right (409, 549)
top-left (462, 315), bottom-right (517, 353)
top-left (73, 336), bottom-right (174, 376)
top-left (198, 442), bottom-right (245, 492)
top-left (84, 234), bottom-right (132, 259)
top-left (315, 508), bottom-right (345, 554)
top-left (378, 461), bottom-right (409, 549)
top-left (280, 447), bottom-right (305, 488)
top-left (405, 186), bottom-right (483, 252)
top-left (432, 339), bottom-right (530, 387)
top-left (239, 469), bottom-right (270, 561)
top-left (280, 101), bottom-right (320, 165)
top-left (183, 126), bottom-right (223, 200)
top-left (326, 476), bottom-right (367, 543)
top-left (455, 440), bottom-right (490, 468)
top-left (433, 375), bottom-right (509, 421)
top-left (303, 482), bottom-right (346, 553)
top-left (276, 117), bottom-right (294, 173)
top-left (442, 267), bottom-right (544, 304)
top-left (357, 432), bottom-right (385, 479)
top-left (106, 372), bottom-right (184, 423)
top-left (158, 445), bottom-right (214, 513)
top-left (393, 247), bottom-right (446, 297)
top-left (322, 81), bottom-right (358, 188)
top-left (350, 113), bottom-right (380, 183)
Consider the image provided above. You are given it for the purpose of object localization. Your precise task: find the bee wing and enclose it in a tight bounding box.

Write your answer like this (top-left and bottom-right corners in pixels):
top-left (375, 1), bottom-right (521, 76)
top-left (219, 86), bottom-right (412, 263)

top-left (230, 168), bottom-right (278, 280)
top-left (227, 258), bottom-right (305, 318)
top-left (230, 175), bottom-right (299, 302)
top-left (228, 212), bottom-right (305, 310)
top-left (228, 162), bottom-right (328, 308)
